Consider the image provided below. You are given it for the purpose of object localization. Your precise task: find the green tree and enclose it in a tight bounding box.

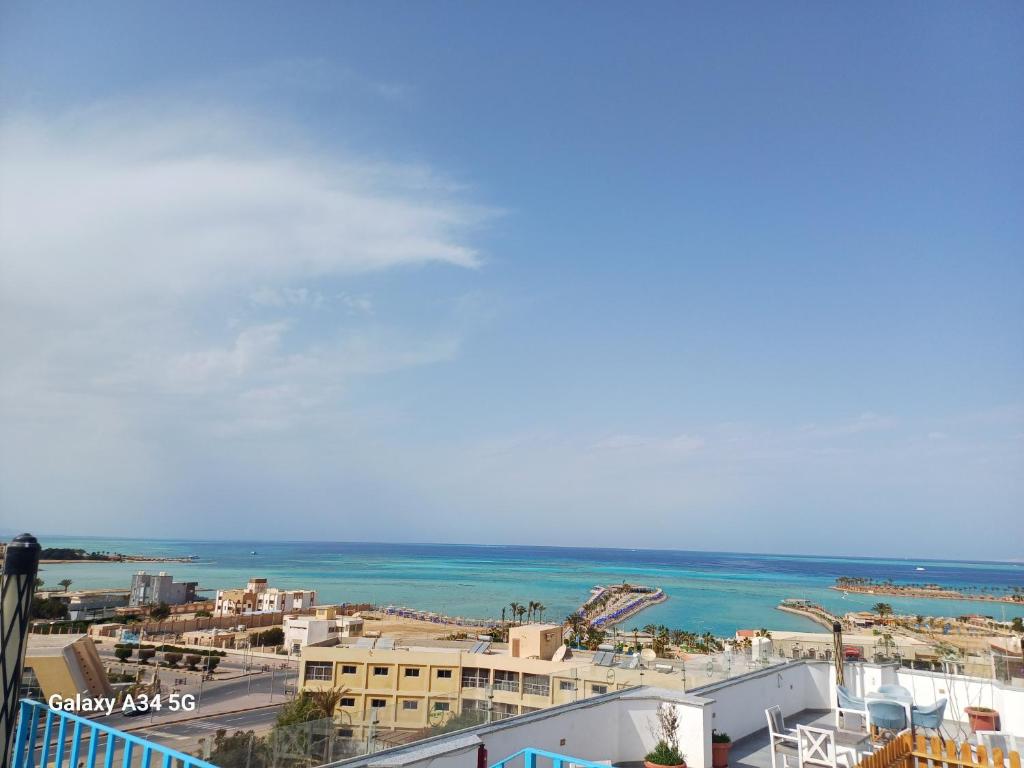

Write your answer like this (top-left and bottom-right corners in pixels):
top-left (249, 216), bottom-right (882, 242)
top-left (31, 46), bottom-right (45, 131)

top-left (149, 602), bottom-right (172, 621)
top-left (31, 597), bottom-right (70, 620)
top-left (536, 603), bottom-right (546, 623)
top-left (253, 627), bottom-right (284, 647)
top-left (138, 648), bottom-right (156, 665)
top-left (205, 656), bottom-right (221, 673)
top-left (164, 652), bottom-right (183, 668)
top-left (195, 609), bottom-right (213, 618)
top-left (873, 603), bottom-right (893, 619)
top-left (185, 654), bottom-right (202, 670)
top-left (58, 579), bottom-right (73, 592)
top-left (115, 647), bottom-right (133, 662)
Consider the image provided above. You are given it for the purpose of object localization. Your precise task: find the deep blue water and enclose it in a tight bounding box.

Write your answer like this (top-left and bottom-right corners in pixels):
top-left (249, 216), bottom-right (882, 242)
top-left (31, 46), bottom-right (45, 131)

top-left (31, 536), bottom-right (1024, 635)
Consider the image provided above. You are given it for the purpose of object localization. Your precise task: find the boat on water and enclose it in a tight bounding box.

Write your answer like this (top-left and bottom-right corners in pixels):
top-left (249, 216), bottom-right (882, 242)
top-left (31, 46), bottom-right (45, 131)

top-left (916, 567), bottom-right (926, 571)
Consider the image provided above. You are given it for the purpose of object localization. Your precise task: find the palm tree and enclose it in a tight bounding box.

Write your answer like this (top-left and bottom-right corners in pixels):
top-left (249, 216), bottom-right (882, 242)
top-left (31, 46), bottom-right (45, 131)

top-left (642, 623), bottom-right (657, 636)
top-left (755, 628), bottom-right (772, 638)
top-left (528, 601), bottom-right (540, 623)
top-left (565, 613), bottom-right (587, 645)
top-left (873, 603), bottom-right (893, 620)
top-left (34, 578), bottom-right (44, 592)
top-left (306, 687), bottom-right (350, 720)
top-left (536, 603), bottom-right (546, 623)
top-left (517, 605), bottom-right (527, 624)
top-left (509, 602), bottom-right (522, 626)
top-left (58, 578), bottom-right (72, 592)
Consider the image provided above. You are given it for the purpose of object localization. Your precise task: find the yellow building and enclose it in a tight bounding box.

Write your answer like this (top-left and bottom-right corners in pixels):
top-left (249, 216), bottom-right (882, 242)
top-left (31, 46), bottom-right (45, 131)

top-left (24, 634), bottom-right (113, 701)
top-left (299, 624), bottom-right (680, 738)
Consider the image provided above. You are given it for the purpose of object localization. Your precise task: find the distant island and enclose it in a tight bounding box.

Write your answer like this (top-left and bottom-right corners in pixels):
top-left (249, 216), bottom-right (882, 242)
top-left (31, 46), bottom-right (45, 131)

top-left (36, 547), bottom-right (195, 564)
top-left (833, 576), bottom-right (1024, 603)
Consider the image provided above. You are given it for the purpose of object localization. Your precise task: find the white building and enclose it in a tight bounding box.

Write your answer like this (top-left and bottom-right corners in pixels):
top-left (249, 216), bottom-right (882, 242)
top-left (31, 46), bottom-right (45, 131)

top-left (284, 606), bottom-right (364, 654)
top-left (214, 577), bottom-right (316, 615)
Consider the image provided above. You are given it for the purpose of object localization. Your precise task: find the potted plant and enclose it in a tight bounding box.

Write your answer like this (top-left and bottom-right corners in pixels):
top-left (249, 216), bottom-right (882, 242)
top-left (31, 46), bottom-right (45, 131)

top-left (712, 731), bottom-right (732, 768)
top-left (964, 706), bottom-right (1000, 732)
top-left (645, 704), bottom-right (686, 768)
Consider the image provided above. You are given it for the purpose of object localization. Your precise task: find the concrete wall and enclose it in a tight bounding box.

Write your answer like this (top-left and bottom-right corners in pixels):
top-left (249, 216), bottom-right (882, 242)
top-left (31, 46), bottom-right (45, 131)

top-left (697, 661), bottom-right (832, 747)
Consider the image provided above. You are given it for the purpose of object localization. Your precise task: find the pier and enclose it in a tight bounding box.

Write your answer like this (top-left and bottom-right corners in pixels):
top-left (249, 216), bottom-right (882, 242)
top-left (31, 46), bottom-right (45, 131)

top-left (580, 583), bottom-right (667, 628)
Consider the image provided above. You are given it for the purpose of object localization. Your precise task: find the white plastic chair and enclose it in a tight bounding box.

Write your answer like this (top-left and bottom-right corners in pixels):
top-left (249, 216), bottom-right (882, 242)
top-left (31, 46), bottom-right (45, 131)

top-left (766, 705), bottom-right (798, 768)
top-left (797, 724), bottom-right (857, 768)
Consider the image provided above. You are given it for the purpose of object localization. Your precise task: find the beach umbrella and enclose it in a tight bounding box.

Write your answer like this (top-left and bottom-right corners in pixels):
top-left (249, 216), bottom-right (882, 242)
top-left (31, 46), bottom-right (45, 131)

top-left (832, 621), bottom-right (845, 687)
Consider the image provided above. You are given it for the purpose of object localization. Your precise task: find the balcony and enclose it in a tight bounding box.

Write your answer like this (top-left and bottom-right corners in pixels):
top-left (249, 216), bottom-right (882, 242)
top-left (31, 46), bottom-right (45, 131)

top-left (10, 699), bottom-right (215, 768)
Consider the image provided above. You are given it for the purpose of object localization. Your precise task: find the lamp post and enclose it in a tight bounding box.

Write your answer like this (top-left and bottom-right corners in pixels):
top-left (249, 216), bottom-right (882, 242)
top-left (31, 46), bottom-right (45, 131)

top-left (2, 533), bottom-right (41, 768)
top-left (832, 621), bottom-right (845, 687)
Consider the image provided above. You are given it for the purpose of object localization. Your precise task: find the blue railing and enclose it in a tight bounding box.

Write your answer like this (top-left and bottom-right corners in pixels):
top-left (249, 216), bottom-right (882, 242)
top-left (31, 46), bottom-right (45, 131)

top-left (490, 748), bottom-right (608, 768)
top-left (11, 699), bottom-right (217, 768)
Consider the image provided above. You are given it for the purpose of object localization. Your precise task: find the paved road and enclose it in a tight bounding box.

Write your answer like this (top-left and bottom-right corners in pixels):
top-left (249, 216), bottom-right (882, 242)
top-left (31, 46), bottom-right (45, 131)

top-left (130, 706), bottom-right (283, 756)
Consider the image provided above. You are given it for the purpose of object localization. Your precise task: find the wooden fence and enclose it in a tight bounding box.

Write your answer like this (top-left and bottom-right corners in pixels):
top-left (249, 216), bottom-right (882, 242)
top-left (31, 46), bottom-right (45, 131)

top-left (855, 733), bottom-right (1021, 768)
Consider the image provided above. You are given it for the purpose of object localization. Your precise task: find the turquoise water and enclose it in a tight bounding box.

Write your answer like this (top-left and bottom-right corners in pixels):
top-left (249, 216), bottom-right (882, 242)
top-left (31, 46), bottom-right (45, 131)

top-left (33, 536), bottom-right (1024, 635)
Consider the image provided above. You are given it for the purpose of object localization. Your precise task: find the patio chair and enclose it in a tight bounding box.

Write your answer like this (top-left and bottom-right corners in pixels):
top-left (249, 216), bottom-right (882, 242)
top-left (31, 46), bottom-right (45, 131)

top-left (766, 705), bottom-right (798, 768)
top-left (835, 685), bottom-right (867, 731)
top-left (866, 699), bottom-right (907, 740)
top-left (911, 698), bottom-right (946, 737)
top-left (797, 724), bottom-right (857, 768)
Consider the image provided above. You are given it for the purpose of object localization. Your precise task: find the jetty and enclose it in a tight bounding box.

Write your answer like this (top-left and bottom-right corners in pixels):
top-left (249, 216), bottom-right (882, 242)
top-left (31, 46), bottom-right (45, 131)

top-left (776, 598), bottom-right (842, 630)
top-left (580, 583), bottom-right (667, 628)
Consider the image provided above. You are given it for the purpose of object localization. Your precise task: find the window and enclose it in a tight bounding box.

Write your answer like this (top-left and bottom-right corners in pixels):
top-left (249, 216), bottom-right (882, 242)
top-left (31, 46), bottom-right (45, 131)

top-left (340, 698), bottom-right (355, 707)
top-left (373, 666), bottom-right (389, 676)
top-left (591, 684), bottom-right (608, 695)
top-left (291, 643), bottom-right (301, 655)
top-left (304, 662), bottom-right (332, 682)
top-left (433, 702), bottom-right (451, 712)
top-left (341, 665), bottom-right (357, 674)
top-left (559, 680), bottom-right (575, 691)
top-left (370, 699), bottom-right (387, 708)
top-left (404, 668), bottom-right (421, 677)
top-left (402, 700), bottom-right (419, 710)
top-left (339, 729), bottom-right (354, 738)
top-left (436, 669), bottom-right (453, 678)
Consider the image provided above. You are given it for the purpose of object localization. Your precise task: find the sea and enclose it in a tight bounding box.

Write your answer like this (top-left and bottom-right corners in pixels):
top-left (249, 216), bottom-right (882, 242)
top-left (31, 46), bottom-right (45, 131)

top-left (31, 536), bottom-right (1024, 635)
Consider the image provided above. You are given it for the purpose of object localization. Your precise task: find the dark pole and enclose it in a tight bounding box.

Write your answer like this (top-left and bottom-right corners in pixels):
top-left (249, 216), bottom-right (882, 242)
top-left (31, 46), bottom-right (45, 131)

top-left (832, 621), bottom-right (845, 687)
top-left (1, 533), bottom-right (42, 768)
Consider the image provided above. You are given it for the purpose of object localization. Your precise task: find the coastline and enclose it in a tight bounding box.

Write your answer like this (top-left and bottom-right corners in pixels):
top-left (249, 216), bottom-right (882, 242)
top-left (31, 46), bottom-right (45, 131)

top-left (831, 584), bottom-right (1023, 604)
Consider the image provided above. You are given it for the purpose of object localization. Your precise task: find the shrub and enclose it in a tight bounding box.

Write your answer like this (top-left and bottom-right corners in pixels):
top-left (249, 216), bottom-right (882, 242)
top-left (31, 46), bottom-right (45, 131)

top-left (712, 731), bottom-right (731, 744)
top-left (164, 652), bottom-right (183, 667)
top-left (185, 654), bottom-right (202, 670)
top-left (138, 649), bottom-right (156, 664)
top-left (645, 741), bottom-right (685, 766)
top-left (114, 647), bottom-right (133, 662)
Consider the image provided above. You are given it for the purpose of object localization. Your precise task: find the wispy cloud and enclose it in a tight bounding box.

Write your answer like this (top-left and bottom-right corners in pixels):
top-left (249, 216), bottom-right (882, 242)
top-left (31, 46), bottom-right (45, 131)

top-left (0, 103), bottom-right (487, 525)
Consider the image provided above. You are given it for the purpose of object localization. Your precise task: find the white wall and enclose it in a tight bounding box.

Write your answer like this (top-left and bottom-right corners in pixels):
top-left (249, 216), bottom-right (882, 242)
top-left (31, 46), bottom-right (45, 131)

top-left (701, 662), bottom-right (831, 747)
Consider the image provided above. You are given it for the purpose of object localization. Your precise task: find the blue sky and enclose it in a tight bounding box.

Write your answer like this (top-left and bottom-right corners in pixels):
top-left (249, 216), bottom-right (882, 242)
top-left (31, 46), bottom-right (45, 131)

top-left (1, 2), bottom-right (1021, 557)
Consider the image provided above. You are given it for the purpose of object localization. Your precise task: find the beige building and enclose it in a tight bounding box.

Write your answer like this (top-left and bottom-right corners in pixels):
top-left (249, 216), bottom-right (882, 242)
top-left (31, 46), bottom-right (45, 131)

top-left (299, 624), bottom-right (680, 738)
top-left (24, 634), bottom-right (113, 701)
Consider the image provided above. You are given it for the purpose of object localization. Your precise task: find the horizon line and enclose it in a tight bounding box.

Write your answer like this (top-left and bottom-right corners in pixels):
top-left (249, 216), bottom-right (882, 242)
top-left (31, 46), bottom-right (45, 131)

top-left (9, 530), bottom-right (1024, 568)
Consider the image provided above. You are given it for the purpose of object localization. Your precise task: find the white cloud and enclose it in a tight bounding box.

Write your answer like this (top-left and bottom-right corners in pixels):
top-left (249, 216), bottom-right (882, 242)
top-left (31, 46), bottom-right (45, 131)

top-left (0, 104), bottom-right (487, 529)
top-left (0, 107), bottom-right (487, 308)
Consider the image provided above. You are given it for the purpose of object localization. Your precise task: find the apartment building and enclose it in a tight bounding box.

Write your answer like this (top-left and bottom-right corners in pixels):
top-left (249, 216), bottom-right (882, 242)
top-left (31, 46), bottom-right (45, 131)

top-left (129, 571), bottom-right (198, 607)
top-left (215, 577), bottom-right (316, 615)
top-left (299, 624), bottom-right (681, 737)
top-left (284, 606), bottom-right (364, 654)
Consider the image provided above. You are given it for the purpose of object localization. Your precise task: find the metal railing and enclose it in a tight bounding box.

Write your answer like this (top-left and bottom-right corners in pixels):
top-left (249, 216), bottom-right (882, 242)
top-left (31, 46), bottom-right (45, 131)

top-left (491, 748), bottom-right (609, 768)
top-left (492, 680), bottom-right (519, 693)
top-left (522, 682), bottom-right (550, 697)
top-left (462, 675), bottom-right (490, 689)
top-left (11, 699), bottom-right (217, 768)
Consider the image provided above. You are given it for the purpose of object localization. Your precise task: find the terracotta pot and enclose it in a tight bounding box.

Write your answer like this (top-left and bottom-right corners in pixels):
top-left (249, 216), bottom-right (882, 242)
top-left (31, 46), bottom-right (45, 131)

top-left (645, 762), bottom-right (685, 768)
top-left (965, 707), bottom-right (1000, 733)
top-left (712, 742), bottom-right (731, 768)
